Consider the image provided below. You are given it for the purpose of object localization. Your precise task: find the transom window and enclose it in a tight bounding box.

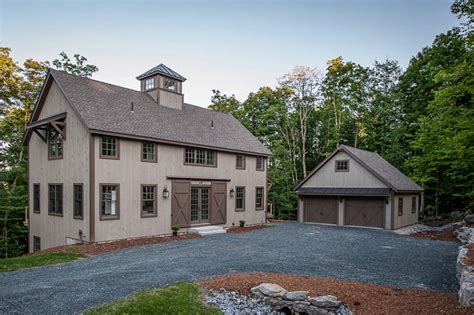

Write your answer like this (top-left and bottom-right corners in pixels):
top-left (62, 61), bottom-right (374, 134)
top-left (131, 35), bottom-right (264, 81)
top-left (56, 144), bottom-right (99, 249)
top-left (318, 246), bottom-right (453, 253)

top-left (101, 184), bottom-right (119, 219)
top-left (74, 184), bottom-right (83, 219)
top-left (255, 187), bottom-right (264, 210)
top-left (48, 184), bottom-right (63, 216)
top-left (411, 197), bottom-right (417, 214)
top-left (335, 160), bottom-right (349, 172)
top-left (145, 78), bottom-right (155, 90)
top-left (142, 142), bottom-right (157, 162)
top-left (100, 136), bottom-right (119, 159)
top-left (184, 147), bottom-right (217, 167)
top-left (398, 197), bottom-right (403, 216)
top-left (164, 78), bottom-right (177, 91)
top-left (236, 154), bottom-right (246, 169)
top-left (256, 156), bottom-right (265, 171)
top-left (33, 184), bottom-right (40, 213)
top-left (236, 186), bottom-right (245, 211)
top-left (48, 129), bottom-right (63, 159)
top-left (141, 185), bottom-right (157, 217)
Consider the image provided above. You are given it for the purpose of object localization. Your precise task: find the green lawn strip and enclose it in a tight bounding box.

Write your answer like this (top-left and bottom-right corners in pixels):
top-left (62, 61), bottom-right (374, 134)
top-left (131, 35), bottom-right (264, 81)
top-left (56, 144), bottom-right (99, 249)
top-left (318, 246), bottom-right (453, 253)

top-left (86, 282), bottom-right (221, 315)
top-left (0, 252), bottom-right (87, 272)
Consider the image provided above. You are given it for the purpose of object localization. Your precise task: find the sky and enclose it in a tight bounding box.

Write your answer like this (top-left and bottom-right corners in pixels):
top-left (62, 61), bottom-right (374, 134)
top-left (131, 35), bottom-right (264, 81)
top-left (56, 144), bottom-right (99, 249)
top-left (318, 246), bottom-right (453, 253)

top-left (1, 0), bottom-right (461, 107)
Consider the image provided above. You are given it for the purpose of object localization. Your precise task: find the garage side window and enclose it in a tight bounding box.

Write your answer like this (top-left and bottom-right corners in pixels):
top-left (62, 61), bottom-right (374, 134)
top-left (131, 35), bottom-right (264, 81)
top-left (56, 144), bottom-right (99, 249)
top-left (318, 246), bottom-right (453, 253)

top-left (335, 160), bottom-right (349, 172)
top-left (411, 197), bottom-right (416, 213)
top-left (398, 197), bottom-right (403, 216)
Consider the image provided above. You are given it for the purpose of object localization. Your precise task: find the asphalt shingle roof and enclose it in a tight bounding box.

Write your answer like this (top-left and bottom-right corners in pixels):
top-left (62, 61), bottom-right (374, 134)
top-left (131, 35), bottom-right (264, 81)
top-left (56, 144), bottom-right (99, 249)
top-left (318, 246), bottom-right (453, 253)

top-left (50, 69), bottom-right (270, 156)
top-left (136, 64), bottom-right (187, 81)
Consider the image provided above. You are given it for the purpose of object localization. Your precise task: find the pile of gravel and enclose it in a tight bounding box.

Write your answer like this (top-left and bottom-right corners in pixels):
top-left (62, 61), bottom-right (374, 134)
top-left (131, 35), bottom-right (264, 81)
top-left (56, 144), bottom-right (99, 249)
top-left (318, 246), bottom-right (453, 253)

top-left (205, 288), bottom-right (282, 315)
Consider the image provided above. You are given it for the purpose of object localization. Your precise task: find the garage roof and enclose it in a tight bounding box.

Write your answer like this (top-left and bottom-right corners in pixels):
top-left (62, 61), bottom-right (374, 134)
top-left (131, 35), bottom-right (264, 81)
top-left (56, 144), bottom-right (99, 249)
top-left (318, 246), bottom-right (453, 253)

top-left (297, 187), bottom-right (391, 196)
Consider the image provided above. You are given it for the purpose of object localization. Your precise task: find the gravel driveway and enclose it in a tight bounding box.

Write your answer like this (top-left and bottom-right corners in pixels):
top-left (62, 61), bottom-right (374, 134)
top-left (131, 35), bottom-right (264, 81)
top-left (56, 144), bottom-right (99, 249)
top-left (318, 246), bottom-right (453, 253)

top-left (0, 222), bottom-right (459, 314)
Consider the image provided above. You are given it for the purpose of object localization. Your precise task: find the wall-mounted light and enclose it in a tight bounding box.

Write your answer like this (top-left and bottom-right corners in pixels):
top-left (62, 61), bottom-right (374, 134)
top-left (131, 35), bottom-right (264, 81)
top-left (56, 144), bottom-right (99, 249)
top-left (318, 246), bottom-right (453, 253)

top-left (162, 186), bottom-right (169, 199)
top-left (229, 187), bottom-right (235, 197)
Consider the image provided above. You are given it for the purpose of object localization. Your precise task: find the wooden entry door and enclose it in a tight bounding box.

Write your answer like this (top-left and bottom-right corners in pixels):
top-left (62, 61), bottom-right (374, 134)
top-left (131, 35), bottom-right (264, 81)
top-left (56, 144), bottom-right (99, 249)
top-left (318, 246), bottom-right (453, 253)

top-left (191, 187), bottom-right (210, 224)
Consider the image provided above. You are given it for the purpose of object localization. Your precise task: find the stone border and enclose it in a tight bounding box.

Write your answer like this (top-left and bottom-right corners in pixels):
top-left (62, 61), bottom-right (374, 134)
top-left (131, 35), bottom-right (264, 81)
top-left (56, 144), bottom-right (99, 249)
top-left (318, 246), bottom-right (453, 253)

top-left (456, 226), bottom-right (474, 306)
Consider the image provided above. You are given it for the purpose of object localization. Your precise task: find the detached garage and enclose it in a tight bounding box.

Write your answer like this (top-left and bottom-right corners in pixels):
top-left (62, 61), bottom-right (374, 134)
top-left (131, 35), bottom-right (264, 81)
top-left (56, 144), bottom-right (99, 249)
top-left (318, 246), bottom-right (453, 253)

top-left (295, 145), bottom-right (424, 230)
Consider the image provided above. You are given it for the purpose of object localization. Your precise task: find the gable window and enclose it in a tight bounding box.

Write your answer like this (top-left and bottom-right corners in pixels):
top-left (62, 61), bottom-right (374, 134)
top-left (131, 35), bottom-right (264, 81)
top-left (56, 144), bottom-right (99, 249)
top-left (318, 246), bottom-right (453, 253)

top-left (411, 197), bottom-right (417, 214)
top-left (255, 187), bottom-right (264, 210)
top-left (145, 78), bottom-right (155, 90)
top-left (236, 154), bottom-right (246, 170)
top-left (398, 197), bottom-right (403, 216)
top-left (100, 136), bottom-right (119, 159)
top-left (184, 147), bottom-right (217, 167)
top-left (141, 185), bottom-right (157, 217)
top-left (48, 129), bottom-right (63, 160)
top-left (142, 142), bottom-right (157, 162)
top-left (256, 156), bottom-right (265, 171)
top-left (335, 160), bottom-right (349, 172)
top-left (33, 184), bottom-right (40, 213)
top-left (73, 184), bottom-right (83, 219)
top-left (164, 78), bottom-right (177, 91)
top-left (48, 184), bottom-right (63, 216)
top-left (236, 186), bottom-right (245, 211)
top-left (100, 184), bottom-right (119, 220)
top-left (33, 236), bottom-right (41, 252)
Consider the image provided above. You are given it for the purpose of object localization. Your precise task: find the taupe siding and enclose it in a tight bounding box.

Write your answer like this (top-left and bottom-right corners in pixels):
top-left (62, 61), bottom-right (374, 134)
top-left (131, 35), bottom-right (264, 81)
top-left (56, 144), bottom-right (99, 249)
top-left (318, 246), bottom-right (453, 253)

top-left (393, 194), bottom-right (419, 229)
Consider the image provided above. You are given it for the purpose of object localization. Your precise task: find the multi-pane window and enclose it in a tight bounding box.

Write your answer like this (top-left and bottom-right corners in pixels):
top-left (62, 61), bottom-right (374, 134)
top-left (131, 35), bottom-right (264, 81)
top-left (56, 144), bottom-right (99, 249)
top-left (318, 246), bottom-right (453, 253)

top-left (141, 185), bottom-right (157, 217)
top-left (256, 156), bottom-right (265, 171)
top-left (100, 136), bottom-right (119, 159)
top-left (164, 78), bottom-right (177, 91)
top-left (236, 154), bottom-right (246, 169)
top-left (74, 184), bottom-right (83, 219)
top-left (48, 184), bottom-right (63, 216)
top-left (145, 78), bottom-right (154, 90)
top-left (33, 184), bottom-right (40, 213)
top-left (184, 148), bottom-right (217, 166)
top-left (48, 129), bottom-right (63, 159)
top-left (255, 187), bottom-right (264, 210)
top-left (33, 236), bottom-right (41, 252)
top-left (142, 142), bottom-right (157, 162)
top-left (398, 197), bottom-right (403, 216)
top-left (336, 160), bottom-right (349, 172)
top-left (101, 184), bottom-right (119, 219)
top-left (236, 186), bottom-right (245, 211)
top-left (411, 197), bottom-right (417, 214)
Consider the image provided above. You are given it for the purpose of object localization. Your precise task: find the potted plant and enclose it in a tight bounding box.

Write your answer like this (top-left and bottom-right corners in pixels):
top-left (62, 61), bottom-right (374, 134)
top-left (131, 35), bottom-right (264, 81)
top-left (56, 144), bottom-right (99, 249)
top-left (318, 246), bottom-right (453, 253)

top-left (239, 220), bottom-right (245, 228)
top-left (171, 225), bottom-right (180, 236)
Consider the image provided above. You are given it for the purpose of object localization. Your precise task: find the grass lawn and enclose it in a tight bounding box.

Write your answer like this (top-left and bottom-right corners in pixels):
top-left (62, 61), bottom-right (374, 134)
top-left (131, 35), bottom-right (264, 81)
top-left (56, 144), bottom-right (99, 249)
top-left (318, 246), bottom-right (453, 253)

top-left (0, 252), bottom-right (87, 272)
top-left (86, 282), bottom-right (221, 315)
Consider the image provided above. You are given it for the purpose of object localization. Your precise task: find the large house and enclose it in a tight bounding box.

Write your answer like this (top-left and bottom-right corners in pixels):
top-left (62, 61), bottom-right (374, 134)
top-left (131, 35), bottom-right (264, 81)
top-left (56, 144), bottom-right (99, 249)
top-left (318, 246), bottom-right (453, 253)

top-left (295, 145), bottom-right (424, 230)
top-left (24, 64), bottom-right (271, 252)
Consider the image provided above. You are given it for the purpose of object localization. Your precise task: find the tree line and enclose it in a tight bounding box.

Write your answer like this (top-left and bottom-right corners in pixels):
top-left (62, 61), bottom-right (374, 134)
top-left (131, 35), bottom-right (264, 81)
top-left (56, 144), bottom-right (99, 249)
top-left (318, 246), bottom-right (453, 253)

top-left (208, 2), bottom-right (473, 220)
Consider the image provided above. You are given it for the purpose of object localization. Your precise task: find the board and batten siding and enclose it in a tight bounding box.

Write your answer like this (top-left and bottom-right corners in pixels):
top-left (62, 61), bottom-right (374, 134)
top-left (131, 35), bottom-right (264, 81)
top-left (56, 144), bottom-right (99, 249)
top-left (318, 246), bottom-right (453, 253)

top-left (93, 137), bottom-right (266, 242)
top-left (393, 194), bottom-right (419, 229)
top-left (29, 81), bottom-right (90, 252)
top-left (300, 151), bottom-right (387, 189)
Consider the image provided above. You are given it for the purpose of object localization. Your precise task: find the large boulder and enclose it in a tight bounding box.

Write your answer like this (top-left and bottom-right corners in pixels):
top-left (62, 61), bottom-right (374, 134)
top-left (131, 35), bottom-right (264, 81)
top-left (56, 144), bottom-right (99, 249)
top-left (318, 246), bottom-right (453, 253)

top-left (251, 283), bottom-right (288, 298)
top-left (285, 291), bottom-right (310, 301)
top-left (309, 295), bottom-right (343, 309)
top-left (465, 214), bottom-right (474, 225)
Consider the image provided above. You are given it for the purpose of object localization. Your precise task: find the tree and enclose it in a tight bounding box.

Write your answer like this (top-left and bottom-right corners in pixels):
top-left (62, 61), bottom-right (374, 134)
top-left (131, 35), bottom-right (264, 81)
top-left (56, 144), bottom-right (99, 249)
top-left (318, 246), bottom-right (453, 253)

top-left (52, 51), bottom-right (98, 78)
top-left (451, 0), bottom-right (474, 33)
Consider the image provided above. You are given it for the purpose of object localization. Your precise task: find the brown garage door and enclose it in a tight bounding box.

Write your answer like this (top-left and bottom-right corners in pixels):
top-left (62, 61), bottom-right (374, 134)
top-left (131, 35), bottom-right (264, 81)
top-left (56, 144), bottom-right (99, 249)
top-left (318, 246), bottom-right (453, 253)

top-left (344, 197), bottom-right (384, 228)
top-left (304, 196), bottom-right (338, 224)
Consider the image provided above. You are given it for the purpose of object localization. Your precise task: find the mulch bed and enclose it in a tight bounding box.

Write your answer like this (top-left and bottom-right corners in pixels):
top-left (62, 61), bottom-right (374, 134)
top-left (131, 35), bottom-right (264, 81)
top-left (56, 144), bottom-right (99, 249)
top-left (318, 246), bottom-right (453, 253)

top-left (410, 226), bottom-right (459, 242)
top-left (40, 233), bottom-right (200, 256)
top-left (226, 224), bottom-right (268, 234)
top-left (198, 273), bottom-right (472, 315)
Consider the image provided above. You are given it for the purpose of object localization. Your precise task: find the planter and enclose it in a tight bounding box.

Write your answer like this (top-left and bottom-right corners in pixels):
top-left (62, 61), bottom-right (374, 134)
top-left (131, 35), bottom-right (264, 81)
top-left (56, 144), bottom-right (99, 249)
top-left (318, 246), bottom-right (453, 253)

top-left (172, 231), bottom-right (178, 236)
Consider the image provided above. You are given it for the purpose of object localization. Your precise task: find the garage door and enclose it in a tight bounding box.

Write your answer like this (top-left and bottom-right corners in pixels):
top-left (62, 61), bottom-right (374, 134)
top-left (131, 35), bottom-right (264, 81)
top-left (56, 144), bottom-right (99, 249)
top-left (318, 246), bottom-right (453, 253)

top-left (304, 197), bottom-right (338, 224)
top-left (344, 197), bottom-right (384, 228)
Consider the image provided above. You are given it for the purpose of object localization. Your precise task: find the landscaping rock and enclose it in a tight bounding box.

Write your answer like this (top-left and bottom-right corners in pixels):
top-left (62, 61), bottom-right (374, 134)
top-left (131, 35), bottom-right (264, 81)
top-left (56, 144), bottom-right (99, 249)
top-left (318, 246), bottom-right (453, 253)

top-left (465, 214), bottom-right (474, 225)
top-left (205, 288), bottom-right (278, 314)
top-left (292, 301), bottom-right (310, 312)
top-left (457, 244), bottom-right (474, 306)
top-left (309, 295), bottom-right (343, 309)
top-left (285, 290), bottom-right (309, 301)
top-left (251, 283), bottom-right (287, 297)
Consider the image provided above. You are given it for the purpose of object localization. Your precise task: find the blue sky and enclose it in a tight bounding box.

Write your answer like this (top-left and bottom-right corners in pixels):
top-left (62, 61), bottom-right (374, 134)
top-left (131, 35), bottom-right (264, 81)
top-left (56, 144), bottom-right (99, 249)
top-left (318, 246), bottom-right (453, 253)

top-left (1, 0), bottom-right (460, 107)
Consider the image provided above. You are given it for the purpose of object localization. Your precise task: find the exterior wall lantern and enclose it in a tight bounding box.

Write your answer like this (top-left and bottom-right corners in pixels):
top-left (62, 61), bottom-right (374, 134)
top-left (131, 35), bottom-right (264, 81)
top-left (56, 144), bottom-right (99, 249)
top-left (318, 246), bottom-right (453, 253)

top-left (229, 187), bottom-right (235, 198)
top-left (162, 186), bottom-right (169, 199)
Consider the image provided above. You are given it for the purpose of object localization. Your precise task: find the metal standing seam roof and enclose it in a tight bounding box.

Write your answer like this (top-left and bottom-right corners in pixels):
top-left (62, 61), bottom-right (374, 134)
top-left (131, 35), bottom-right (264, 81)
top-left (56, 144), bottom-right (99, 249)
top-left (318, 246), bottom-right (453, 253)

top-left (296, 187), bottom-right (391, 196)
top-left (42, 69), bottom-right (271, 156)
top-left (136, 64), bottom-right (187, 81)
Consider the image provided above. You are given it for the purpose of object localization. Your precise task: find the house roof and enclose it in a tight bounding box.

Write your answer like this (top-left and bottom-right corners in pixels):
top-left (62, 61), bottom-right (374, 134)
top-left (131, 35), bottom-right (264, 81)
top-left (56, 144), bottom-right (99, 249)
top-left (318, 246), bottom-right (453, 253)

top-left (136, 64), bottom-right (187, 82)
top-left (296, 187), bottom-right (391, 197)
top-left (25, 69), bottom-right (271, 156)
top-left (295, 144), bottom-right (423, 192)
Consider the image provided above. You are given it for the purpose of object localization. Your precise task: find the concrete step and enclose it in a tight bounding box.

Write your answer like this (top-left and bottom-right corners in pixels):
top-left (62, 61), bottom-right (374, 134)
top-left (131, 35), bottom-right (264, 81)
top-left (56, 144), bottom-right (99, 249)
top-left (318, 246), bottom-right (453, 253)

top-left (188, 225), bottom-right (226, 236)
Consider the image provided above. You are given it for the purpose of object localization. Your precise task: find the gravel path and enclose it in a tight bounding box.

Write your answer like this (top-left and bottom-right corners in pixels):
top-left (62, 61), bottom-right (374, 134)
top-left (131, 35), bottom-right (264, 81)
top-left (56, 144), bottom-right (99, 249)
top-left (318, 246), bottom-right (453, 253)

top-left (0, 223), bottom-right (459, 314)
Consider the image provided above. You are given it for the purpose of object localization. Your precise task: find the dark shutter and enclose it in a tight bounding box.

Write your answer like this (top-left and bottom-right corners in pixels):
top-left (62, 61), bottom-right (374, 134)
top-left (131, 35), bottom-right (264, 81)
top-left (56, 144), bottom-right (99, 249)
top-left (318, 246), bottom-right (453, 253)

top-left (171, 180), bottom-right (191, 228)
top-left (210, 182), bottom-right (227, 225)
